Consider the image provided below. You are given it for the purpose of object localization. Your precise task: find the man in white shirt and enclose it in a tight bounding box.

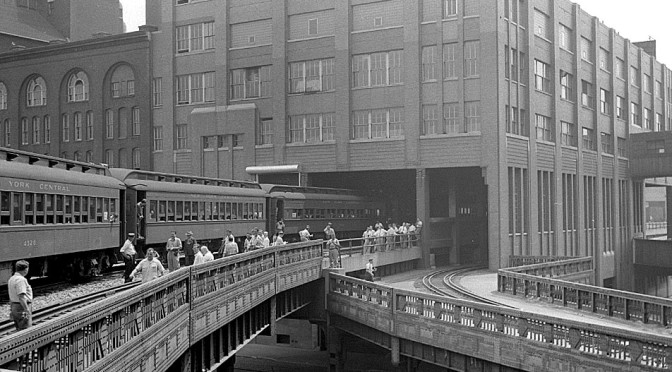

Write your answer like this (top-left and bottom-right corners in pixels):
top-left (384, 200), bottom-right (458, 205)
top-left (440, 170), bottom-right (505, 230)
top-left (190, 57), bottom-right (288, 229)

top-left (130, 248), bottom-right (165, 282)
top-left (120, 233), bottom-right (137, 283)
top-left (299, 225), bottom-right (313, 242)
top-left (193, 245), bottom-right (204, 265)
top-left (201, 246), bottom-right (214, 262)
top-left (8, 260), bottom-right (32, 330)
top-left (364, 259), bottom-right (376, 282)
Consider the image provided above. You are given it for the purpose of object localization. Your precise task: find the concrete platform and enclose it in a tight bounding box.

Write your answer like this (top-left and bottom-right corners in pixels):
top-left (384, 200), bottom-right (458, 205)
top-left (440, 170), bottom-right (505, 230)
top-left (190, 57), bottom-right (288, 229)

top-left (378, 268), bottom-right (672, 338)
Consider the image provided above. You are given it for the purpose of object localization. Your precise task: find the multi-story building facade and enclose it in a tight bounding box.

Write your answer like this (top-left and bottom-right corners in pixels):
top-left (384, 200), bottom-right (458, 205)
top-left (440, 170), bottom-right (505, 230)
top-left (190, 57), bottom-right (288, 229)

top-left (0, 0), bottom-right (125, 53)
top-left (146, 0), bottom-right (672, 290)
top-left (0, 30), bottom-right (153, 169)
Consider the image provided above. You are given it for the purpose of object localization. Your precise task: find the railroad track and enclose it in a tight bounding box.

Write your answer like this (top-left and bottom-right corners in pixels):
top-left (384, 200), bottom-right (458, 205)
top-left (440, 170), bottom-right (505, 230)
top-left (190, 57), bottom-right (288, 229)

top-left (0, 280), bottom-right (140, 338)
top-left (422, 266), bottom-right (516, 308)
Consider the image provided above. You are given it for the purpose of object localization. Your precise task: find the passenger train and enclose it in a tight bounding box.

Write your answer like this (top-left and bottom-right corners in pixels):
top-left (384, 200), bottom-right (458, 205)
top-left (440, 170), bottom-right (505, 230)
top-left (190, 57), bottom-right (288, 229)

top-left (0, 147), bottom-right (384, 285)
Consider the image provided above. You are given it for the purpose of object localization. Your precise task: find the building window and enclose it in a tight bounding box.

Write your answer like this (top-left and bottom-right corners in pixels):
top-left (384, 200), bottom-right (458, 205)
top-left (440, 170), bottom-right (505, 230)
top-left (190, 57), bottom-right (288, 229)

top-left (601, 132), bottom-right (613, 154)
top-left (560, 121), bottom-right (576, 147)
top-left (289, 59), bottom-right (334, 93)
top-left (32, 117), bottom-right (40, 144)
top-left (422, 105), bottom-right (438, 135)
top-left (61, 114), bottom-right (69, 142)
top-left (535, 114), bottom-right (553, 142)
top-left (105, 150), bottom-right (114, 166)
top-left (308, 18), bottom-right (318, 35)
top-left (580, 37), bottom-right (593, 62)
top-left (599, 48), bottom-right (610, 72)
top-left (257, 118), bottom-right (273, 145)
top-left (153, 126), bottom-right (163, 151)
top-left (231, 66), bottom-right (272, 100)
top-left (110, 65), bottom-right (135, 98)
top-left (443, 103), bottom-right (460, 134)
top-left (630, 66), bottom-right (640, 87)
top-left (127, 81), bottom-right (135, 96)
top-left (288, 113), bottom-right (335, 143)
top-left (631, 102), bottom-right (640, 126)
top-left (43, 115), bottom-right (50, 144)
top-left (21, 118), bottom-right (28, 145)
top-left (86, 111), bottom-right (93, 140)
top-left (600, 89), bottom-right (611, 115)
top-left (617, 137), bottom-right (627, 157)
top-left (534, 60), bottom-right (551, 93)
top-left (0, 82), bottom-right (8, 110)
top-left (232, 134), bottom-right (242, 148)
top-left (656, 113), bottom-right (663, 132)
top-left (581, 80), bottom-right (594, 108)
top-left (132, 148), bottom-right (140, 169)
top-left (560, 70), bottom-right (574, 101)
top-left (73, 151), bottom-right (80, 162)
top-left (352, 51), bottom-right (404, 88)
top-left (351, 108), bottom-right (404, 140)
top-left (176, 72), bottom-right (216, 104)
top-left (176, 124), bottom-right (188, 149)
top-left (616, 96), bottom-right (625, 120)
top-left (615, 58), bottom-right (625, 80)
top-left (443, 43), bottom-right (457, 79)
top-left (153, 78), bottom-right (162, 106)
top-left (422, 46), bottom-right (437, 82)
top-left (534, 9), bottom-right (550, 39)
top-left (176, 21), bottom-right (215, 53)
top-left (105, 109), bottom-right (114, 138)
top-left (505, 46), bottom-right (519, 81)
top-left (444, 0), bottom-right (457, 18)
top-left (656, 80), bottom-right (663, 98)
top-left (464, 41), bottom-right (479, 77)
top-left (132, 107), bottom-right (140, 136)
top-left (74, 112), bottom-right (82, 141)
top-left (67, 72), bottom-right (89, 102)
top-left (643, 74), bottom-right (652, 93)
top-left (26, 76), bottom-right (47, 107)
top-left (644, 108), bottom-right (652, 130)
top-left (582, 127), bottom-right (596, 150)
top-left (464, 101), bottom-right (480, 132)
top-left (506, 106), bottom-right (528, 137)
top-left (559, 24), bottom-right (573, 50)
top-left (3, 119), bottom-right (9, 146)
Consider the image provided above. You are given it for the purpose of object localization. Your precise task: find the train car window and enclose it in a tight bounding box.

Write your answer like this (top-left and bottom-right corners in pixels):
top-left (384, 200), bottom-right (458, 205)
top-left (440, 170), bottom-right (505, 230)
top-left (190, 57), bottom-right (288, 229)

top-left (252, 203), bottom-right (258, 219)
top-left (258, 203), bottom-right (264, 219)
top-left (149, 200), bottom-right (157, 222)
top-left (237, 203), bottom-right (243, 220)
top-left (243, 203), bottom-right (249, 220)
top-left (96, 198), bottom-right (103, 223)
top-left (102, 198), bottom-right (109, 222)
top-left (230, 203), bottom-right (237, 220)
top-left (12, 193), bottom-right (23, 224)
top-left (176, 201), bottom-right (184, 221)
top-left (205, 202), bottom-right (212, 220)
top-left (24, 193), bottom-right (34, 225)
top-left (183, 201), bottom-right (191, 221)
top-left (81, 196), bottom-right (88, 223)
top-left (212, 202), bottom-right (219, 220)
top-left (64, 196), bottom-right (73, 223)
top-left (199, 202), bottom-right (205, 220)
top-left (1, 191), bottom-right (9, 225)
top-left (191, 201), bottom-right (198, 221)
top-left (73, 196), bottom-right (81, 223)
top-left (46, 195), bottom-right (55, 224)
top-left (56, 195), bottom-right (65, 223)
top-left (225, 202), bottom-right (231, 220)
top-left (35, 194), bottom-right (44, 224)
top-left (219, 202), bottom-right (226, 220)
top-left (167, 201), bottom-right (175, 221)
top-left (89, 197), bottom-right (96, 223)
top-left (110, 198), bottom-right (116, 222)
top-left (159, 201), bottom-right (166, 222)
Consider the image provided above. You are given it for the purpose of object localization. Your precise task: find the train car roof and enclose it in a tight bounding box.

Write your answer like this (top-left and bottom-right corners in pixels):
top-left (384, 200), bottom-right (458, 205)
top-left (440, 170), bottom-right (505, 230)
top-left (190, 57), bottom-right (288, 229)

top-left (109, 168), bottom-right (267, 197)
top-left (260, 184), bottom-right (376, 201)
top-left (1, 159), bottom-right (125, 189)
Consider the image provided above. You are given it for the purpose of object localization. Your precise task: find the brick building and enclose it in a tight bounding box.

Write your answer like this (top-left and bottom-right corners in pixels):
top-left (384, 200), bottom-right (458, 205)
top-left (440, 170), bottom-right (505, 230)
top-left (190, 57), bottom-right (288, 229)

top-left (144, 0), bottom-right (672, 290)
top-left (0, 30), bottom-right (153, 169)
top-left (0, 0), bottom-right (125, 53)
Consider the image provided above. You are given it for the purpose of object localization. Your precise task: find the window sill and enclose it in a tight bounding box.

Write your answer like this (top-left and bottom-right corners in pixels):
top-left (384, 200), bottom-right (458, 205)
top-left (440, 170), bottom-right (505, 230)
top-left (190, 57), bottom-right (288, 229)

top-left (582, 149), bottom-right (598, 154)
top-left (559, 97), bottom-right (575, 104)
top-left (153, 150), bottom-right (163, 153)
top-left (351, 84), bottom-right (404, 91)
top-left (422, 79), bottom-right (438, 84)
top-left (349, 137), bottom-right (405, 143)
top-left (602, 153), bottom-right (615, 158)
top-left (506, 133), bottom-right (530, 141)
top-left (581, 59), bottom-right (594, 65)
top-left (228, 43), bottom-right (272, 51)
top-left (534, 34), bottom-right (552, 44)
top-left (229, 96), bottom-right (269, 102)
top-left (536, 139), bottom-right (556, 146)
top-left (287, 90), bottom-right (334, 96)
top-left (286, 141), bottom-right (335, 147)
top-left (559, 47), bottom-right (573, 55)
top-left (175, 0), bottom-right (211, 6)
top-left (464, 75), bottom-right (480, 80)
top-left (444, 77), bottom-right (459, 82)
top-left (174, 149), bottom-right (192, 153)
top-left (560, 144), bottom-right (578, 151)
top-left (351, 25), bottom-right (404, 35)
top-left (421, 21), bottom-right (437, 25)
top-left (535, 89), bottom-right (553, 97)
top-left (255, 144), bottom-right (273, 149)
top-left (175, 49), bottom-right (215, 57)
top-left (421, 132), bottom-right (482, 139)
top-left (287, 35), bottom-right (335, 43)
top-left (441, 17), bottom-right (457, 22)
top-left (176, 101), bottom-right (216, 107)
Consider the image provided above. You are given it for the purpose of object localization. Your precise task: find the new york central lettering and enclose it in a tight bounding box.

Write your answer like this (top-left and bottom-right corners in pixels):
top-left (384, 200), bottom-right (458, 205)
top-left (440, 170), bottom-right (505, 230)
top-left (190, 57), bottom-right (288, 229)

top-left (5, 180), bottom-right (71, 192)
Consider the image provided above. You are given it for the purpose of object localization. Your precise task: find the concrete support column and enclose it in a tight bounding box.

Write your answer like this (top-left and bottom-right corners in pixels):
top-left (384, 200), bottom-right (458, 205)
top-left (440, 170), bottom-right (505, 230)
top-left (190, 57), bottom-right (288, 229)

top-left (213, 355), bottom-right (236, 372)
top-left (390, 336), bottom-right (400, 366)
top-left (270, 296), bottom-right (277, 337)
top-left (667, 186), bottom-right (672, 238)
top-left (180, 349), bottom-right (191, 372)
top-left (415, 168), bottom-right (430, 268)
top-left (327, 323), bottom-right (345, 372)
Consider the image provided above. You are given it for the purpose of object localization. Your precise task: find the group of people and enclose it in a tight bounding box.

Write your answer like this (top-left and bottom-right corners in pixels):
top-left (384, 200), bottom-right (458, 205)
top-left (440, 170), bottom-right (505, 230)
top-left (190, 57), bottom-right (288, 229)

top-left (362, 218), bottom-right (423, 254)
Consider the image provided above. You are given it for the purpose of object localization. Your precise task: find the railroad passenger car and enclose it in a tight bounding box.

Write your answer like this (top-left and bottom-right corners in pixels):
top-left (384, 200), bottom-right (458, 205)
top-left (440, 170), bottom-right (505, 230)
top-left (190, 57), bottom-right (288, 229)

top-left (262, 184), bottom-right (384, 240)
top-left (0, 148), bottom-right (124, 285)
top-left (108, 169), bottom-right (269, 255)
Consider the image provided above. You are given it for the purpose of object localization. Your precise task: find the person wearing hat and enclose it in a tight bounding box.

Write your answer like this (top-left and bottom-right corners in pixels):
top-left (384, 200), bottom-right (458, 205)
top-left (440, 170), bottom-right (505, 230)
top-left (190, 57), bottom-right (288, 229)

top-left (183, 231), bottom-right (198, 266)
top-left (323, 222), bottom-right (335, 240)
top-left (120, 233), bottom-right (137, 283)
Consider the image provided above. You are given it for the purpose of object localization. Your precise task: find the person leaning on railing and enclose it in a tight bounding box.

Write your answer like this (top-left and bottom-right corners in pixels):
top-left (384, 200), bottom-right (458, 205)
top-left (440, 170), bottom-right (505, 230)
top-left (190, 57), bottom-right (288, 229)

top-left (327, 236), bottom-right (341, 268)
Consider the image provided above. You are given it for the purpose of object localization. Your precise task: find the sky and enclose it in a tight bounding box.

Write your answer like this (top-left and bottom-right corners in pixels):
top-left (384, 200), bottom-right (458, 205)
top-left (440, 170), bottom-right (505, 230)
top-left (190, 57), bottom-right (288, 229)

top-left (119, 0), bottom-right (672, 66)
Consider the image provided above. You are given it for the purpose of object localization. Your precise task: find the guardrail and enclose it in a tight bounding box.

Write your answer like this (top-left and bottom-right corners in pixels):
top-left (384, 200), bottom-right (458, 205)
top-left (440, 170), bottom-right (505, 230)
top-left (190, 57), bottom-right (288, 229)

top-left (0, 240), bottom-right (324, 372)
top-left (498, 257), bottom-right (672, 328)
top-left (508, 255), bottom-right (579, 267)
top-left (328, 273), bottom-right (672, 371)
top-left (333, 234), bottom-right (421, 258)
top-left (646, 222), bottom-right (668, 231)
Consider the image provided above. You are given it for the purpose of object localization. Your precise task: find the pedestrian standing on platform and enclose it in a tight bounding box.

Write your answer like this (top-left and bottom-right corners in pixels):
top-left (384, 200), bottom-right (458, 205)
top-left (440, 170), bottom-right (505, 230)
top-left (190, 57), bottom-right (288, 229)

top-left (362, 226), bottom-right (374, 253)
top-left (299, 225), bottom-right (313, 242)
top-left (136, 199), bottom-right (146, 239)
top-left (276, 218), bottom-right (285, 235)
top-left (375, 225), bottom-right (386, 252)
top-left (274, 232), bottom-right (286, 246)
top-left (327, 237), bottom-right (341, 268)
top-left (398, 222), bottom-right (408, 248)
top-left (408, 222), bottom-right (416, 248)
top-left (262, 231), bottom-right (271, 248)
top-left (129, 248), bottom-right (165, 282)
top-left (8, 260), bottom-right (32, 331)
top-left (364, 258), bottom-right (376, 282)
top-left (193, 245), bottom-right (204, 265)
top-left (183, 231), bottom-right (198, 266)
top-left (119, 232), bottom-right (137, 283)
top-left (165, 231), bottom-right (182, 271)
top-left (324, 222), bottom-right (335, 240)
top-left (244, 232), bottom-right (253, 253)
top-left (201, 246), bottom-right (214, 262)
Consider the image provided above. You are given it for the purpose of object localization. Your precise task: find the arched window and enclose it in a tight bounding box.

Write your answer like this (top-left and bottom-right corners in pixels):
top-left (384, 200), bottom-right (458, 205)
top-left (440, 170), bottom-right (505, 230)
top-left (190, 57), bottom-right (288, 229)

top-left (67, 72), bottom-right (89, 102)
top-left (21, 118), bottom-right (28, 145)
top-left (43, 115), bottom-right (51, 144)
top-left (132, 148), bottom-right (140, 169)
top-left (85, 151), bottom-right (93, 162)
top-left (27, 76), bottom-right (47, 107)
top-left (73, 151), bottom-right (81, 162)
top-left (0, 82), bottom-right (7, 110)
top-left (32, 116), bottom-right (40, 144)
top-left (105, 149), bottom-right (114, 166)
top-left (3, 119), bottom-right (10, 146)
top-left (110, 64), bottom-right (135, 98)
top-left (74, 112), bottom-right (82, 141)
